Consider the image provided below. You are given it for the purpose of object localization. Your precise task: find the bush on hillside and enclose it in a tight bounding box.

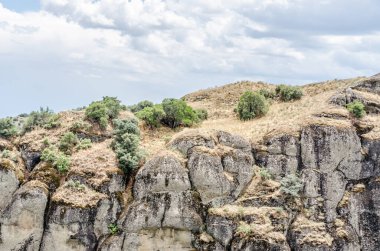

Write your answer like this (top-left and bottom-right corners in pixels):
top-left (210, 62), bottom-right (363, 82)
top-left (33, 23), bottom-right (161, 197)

top-left (346, 101), bottom-right (366, 118)
top-left (41, 146), bottom-right (70, 173)
top-left (59, 132), bottom-right (79, 154)
top-left (259, 89), bottom-right (276, 99)
top-left (275, 85), bottom-right (303, 101)
top-left (237, 91), bottom-right (269, 121)
top-left (85, 97), bottom-right (124, 130)
top-left (136, 105), bottom-right (165, 129)
top-left (161, 98), bottom-right (199, 128)
top-left (195, 109), bottom-right (208, 121)
top-left (0, 118), bottom-right (18, 138)
top-left (23, 107), bottom-right (60, 132)
top-left (111, 119), bottom-right (144, 175)
top-left (129, 100), bottom-right (154, 113)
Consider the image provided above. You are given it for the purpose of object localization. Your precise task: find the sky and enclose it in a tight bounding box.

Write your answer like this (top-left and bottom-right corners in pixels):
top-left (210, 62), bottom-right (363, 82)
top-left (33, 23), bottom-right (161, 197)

top-left (0, 0), bottom-right (380, 118)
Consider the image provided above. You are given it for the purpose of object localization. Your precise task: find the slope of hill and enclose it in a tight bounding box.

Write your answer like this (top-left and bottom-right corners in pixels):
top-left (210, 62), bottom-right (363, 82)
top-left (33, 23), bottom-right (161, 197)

top-left (1, 75), bottom-right (380, 250)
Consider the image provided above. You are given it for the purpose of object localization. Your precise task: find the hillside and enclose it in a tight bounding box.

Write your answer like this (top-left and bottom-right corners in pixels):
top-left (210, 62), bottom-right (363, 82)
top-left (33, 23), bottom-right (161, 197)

top-left (0, 75), bottom-right (380, 250)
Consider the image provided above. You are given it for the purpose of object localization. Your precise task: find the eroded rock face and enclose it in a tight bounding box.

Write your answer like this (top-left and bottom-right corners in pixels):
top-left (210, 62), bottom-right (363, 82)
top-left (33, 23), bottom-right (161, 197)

top-left (0, 166), bottom-right (20, 212)
top-left (119, 153), bottom-right (203, 251)
top-left (0, 181), bottom-right (48, 251)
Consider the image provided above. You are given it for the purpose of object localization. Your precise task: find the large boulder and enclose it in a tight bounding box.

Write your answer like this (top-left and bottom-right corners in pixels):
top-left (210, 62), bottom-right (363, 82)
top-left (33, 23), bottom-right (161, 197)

top-left (0, 181), bottom-right (48, 251)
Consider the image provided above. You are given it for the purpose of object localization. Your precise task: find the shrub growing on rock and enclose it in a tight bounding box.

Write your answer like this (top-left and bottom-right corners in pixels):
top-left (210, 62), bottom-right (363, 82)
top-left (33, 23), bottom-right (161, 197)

top-left (275, 85), bottom-right (303, 101)
top-left (129, 100), bottom-right (154, 113)
top-left (41, 146), bottom-right (70, 173)
top-left (346, 101), bottom-right (366, 118)
top-left (59, 132), bottom-right (79, 154)
top-left (23, 107), bottom-right (60, 132)
top-left (237, 91), bottom-right (269, 121)
top-left (280, 174), bottom-right (303, 197)
top-left (112, 119), bottom-right (144, 175)
top-left (136, 105), bottom-right (165, 129)
top-left (0, 118), bottom-right (18, 138)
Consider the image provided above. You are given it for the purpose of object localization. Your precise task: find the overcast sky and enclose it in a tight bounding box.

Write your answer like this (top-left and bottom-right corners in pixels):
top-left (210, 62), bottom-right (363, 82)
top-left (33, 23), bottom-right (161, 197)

top-left (0, 0), bottom-right (379, 118)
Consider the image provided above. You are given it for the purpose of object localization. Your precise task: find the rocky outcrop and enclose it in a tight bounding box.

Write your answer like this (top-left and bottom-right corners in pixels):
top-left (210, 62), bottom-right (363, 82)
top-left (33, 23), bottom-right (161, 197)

top-left (0, 181), bottom-right (48, 250)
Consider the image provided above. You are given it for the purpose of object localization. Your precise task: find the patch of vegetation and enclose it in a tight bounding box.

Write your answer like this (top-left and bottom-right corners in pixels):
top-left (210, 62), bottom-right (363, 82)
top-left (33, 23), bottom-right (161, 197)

top-left (108, 223), bottom-right (119, 235)
top-left (70, 120), bottom-right (92, 133)
top-left (23, 107), bottom-right (60, 132)
top-left (280, 174), bottom-right (303, 197)
top-left (195, 109), bottom-right (208, 121)
top-left (346, 101), bottom-right (366, 118)
top-left (259, 89), bottom-right (276, 99)
top-left (41, 146), bottom-right (71, 173)
top-left (59, 132), bottom-right (79, 154)
top-left (77, 138), bottom-right (92, 150)
top-left (1, 150), bottom-right (18, 162)
top-left (111, 119), bottom-right (144, 175)
top-left (136, 104), bottom-right (165, 129)
top-left (129, 100), bottom-right (154, 113)
top-left (85, 96), bottom-right (124, 130)
top-left (259, 168), bottom-right (273, 180)
top-left (236, 222), bottom-right (252, 236)
top-left (0, 117), bottom-right (18, 138)
top-left (161, 98), bottom-right (200, 128)
top-left (275, 85), bottom-right (303, 102)
top-left (67, 180), bottom-right (86, 191)
top-left (237, 91), bottom-right (269, 121)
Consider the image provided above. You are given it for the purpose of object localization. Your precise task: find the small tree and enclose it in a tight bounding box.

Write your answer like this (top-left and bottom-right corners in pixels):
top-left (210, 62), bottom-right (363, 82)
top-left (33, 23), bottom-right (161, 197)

top-left (59, 132), bottom-right (79, 154)
top-left (136, 105), bottom-right (165, 129)
top-left (41, 146), bottom-right (70, 173)
top-left (0, 118), bottom-right (18, 138)
top-left (161, 98), bottom-right (198, 128)
top-left (346, 101), bottom-right (366, 118)
top-left (195, 109), bottom-right (208, 121)
top-left (23, 107), bottom-right (60, 132)
top-left (237, 91), bottom-right (269, 121)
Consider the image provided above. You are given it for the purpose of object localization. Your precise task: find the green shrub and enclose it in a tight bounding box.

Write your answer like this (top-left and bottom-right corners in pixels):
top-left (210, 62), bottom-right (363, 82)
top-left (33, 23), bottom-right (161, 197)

top-left (23, 107), bottom-right (60, 132)
top-left (195, 109), bottom-right (208, 121)
top-left (59, 132), bottom-right (79, 154)
top-left (102, 96), bottom-right (124, 119)
top-left (129, 100), bottom-right (154, 113)
top-left (1, 149), bottom-right (11, 158)
top-left (236, 222), bottom-right (252, 236)
top-left (259, 89), bottom-right (276, 99)
top-left (237, 92), bottom-right (269, 120)
top-left (77, 138), bottom-right (92, 150)
top-left (41, 146), bottom-right (70, 173)
top-left (161, 98), bottom-right (198, 128)
top-left (136, 105), bottom-right (165, 129)
top-left (112, 119), bottom-right (144, 175)
top-left (0, 118), bottom-right (18, 138)
top-left (346, 101), bottom-right (366, 118)
top-left (85, 97), bottom-right (124, 129)
top-left (275, 85), bottom-right (303, 101)
top-left (280, 174), bottom-right (303, 197)
top-left (70, 120), bottom-right (92, 133)
top-left (85, 101), bottom-right (108, 129)
top-left (259, 168), bottom-right (272, 180)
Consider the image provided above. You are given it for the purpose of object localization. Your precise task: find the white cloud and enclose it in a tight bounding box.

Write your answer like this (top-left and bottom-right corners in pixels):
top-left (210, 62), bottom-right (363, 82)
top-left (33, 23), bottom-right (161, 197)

top-left (1, 0), bottom-right (380, 117)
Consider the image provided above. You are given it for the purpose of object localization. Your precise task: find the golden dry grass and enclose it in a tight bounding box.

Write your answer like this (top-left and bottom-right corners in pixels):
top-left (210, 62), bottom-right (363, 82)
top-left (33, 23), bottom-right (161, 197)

top-left (182, 77), bottom-right (365, 144)
top-left (52, 181), bottom-right (107, 208)
top-left (69, 139), bottom-right (122, 188)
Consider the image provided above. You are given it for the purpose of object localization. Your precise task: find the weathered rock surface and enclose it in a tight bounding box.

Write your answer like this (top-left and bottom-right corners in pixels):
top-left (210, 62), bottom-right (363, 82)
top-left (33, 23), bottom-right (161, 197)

top-left (0, 181), bottom-right (48, 251)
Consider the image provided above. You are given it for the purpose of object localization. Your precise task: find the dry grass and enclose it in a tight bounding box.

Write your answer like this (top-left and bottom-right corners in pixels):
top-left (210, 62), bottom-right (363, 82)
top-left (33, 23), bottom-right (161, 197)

top-left (52, 181), bottom-right (107, 208)
top-left (292, 215), bottom-right (334, 247)
top-left (208, 204), bottom-right (287, 220)
top-left (69, 139), bottom-right (122, 188)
